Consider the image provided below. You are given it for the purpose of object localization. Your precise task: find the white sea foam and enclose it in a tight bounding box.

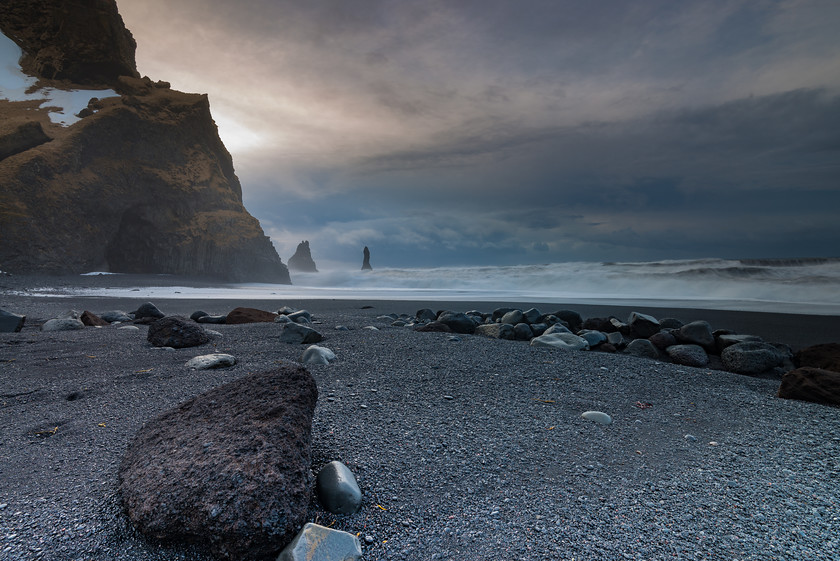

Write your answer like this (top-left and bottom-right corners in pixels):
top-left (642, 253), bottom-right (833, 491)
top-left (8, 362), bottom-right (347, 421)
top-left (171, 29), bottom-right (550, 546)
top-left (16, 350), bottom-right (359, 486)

top-left (16, 258), bottom-right (840, 315)
top-left (0, 31), bottom-right (118, 126)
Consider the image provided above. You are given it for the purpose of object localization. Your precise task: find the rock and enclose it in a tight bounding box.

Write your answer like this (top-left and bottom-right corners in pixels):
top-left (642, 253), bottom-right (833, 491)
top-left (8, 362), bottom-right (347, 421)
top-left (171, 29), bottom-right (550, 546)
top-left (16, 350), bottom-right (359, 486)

top-left (475, 323), bottom-right (516, 340)
top-left (513, 323), bottom-right (533, 341)
top-left (414, 321), bottom-right (453, 333)
top-left (132, 302), bottom-right (164, 320)
top-left (186, 353), bottom-right (236, 370)
top-left (649, 331), bottom-right (677, 350)
top-left (666, 344), bottom-right (709, 367)
top-left (277, 306), bottom-right (296, 315)
top-left (501, 310), bottom-right (524, 325)
top-left (225, 307), bottom-right (277, 324)
top-left (581, 411), bottom-right (612, 425)
top-left (778, 367), bottom-right (840, 405)
top-left (0, 2), bottom-right (289, 282)
top-left (99, 310), bottom-right (132, 323)
top-left (625, 339), bottom-right (660, 359)
top-left (677, 321), bottom-right (715, 348)
top-left (578, 330), bottom-right (607, 347)
top-left (553, 310), bottom-right (583, 332)
top-left (316, 461), bottom-right (362, 515)
top-left (118, 325), bottom-right (139, 331)
top-left (361, 246), bottom-right (373, 271)
top-left (721, 342), bottom-right (783, 375)
top-left (189, 310), bottom-right (209, 321)
top-left (659, 318), bottom-right (684, 329)
top-left (57, 309), bottom-right (82, 320)
top-left (274, 315), bottom-right (292, 324)
top-left (794, 343), bottom-right (840, 373)
top-left (416, 308), bottom-right (437, 322)
top-left (147, 316), bottom-right (209, 348)
top-left (288, 310), bottom-right (312, 324)
top-left (514, 308), bottom-right (538, 324)
top-left (119, 365), bottom-right (317, 560)
top-left (627, 312), bottom-right (661, 339)
top-left (582, 317), bottom-right (616, 333)
top-left (0, 122), bottom-right (51, 162)
top-left (196, 314), bottom-right (226, 324)
top-left (530, 332), bottom-right (590, 351)
top-left (287, 240), bottom-right (318, 272)
top-left (41, 318), bottom-right (84, 331)
top-left (280, 323), bottom-right (324, 344)
top-left (277, 523), bottom-right (362, 561)
top-left (80, 310), bottom-right (108, 327)
top-left (300, 345), bottom-right (336, 365)
top-left (491, 307), bottom-right (516, 322)
top-left (0, 309), bottom-right (25, 332)
top-left (543, 323), bottom-right (572, 335)
top-left (437, 312), bottom-right (477, 335)
top-left (606, 331), bottom-right (625, 348)
top-left (717, 333), bottom-right (764, 353)
top-left (530, 323), bottom-right (548, 336)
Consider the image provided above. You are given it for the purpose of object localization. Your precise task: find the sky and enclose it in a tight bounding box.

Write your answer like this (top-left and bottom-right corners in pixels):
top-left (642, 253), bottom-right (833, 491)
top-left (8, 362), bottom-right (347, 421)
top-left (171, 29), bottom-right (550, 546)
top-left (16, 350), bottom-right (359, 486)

top-left (116, 0), bottom-right (840, 268)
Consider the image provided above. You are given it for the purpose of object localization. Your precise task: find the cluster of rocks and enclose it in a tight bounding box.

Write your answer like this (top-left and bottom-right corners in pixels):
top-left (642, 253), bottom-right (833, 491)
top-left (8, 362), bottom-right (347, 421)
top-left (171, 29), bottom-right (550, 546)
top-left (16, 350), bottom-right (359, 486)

top-left (379, 307), bottom-right (840, 406)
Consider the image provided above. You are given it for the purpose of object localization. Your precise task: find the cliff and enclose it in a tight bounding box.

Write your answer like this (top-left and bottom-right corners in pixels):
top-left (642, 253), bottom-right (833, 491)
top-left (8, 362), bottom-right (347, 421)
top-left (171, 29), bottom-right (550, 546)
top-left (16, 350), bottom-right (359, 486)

top-left (287, 240), bottom-right (318, 272)
top-left (0, 0), bottom-right (290, 283)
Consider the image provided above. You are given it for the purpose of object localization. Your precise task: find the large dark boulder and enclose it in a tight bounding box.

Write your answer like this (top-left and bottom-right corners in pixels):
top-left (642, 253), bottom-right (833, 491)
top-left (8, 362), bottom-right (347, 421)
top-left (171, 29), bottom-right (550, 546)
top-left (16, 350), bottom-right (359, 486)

top-left (437, 312), bottom-right (477, 334)
top-left (225, 307), bottom-right (277, 324)
top-left (778, 367), bottom-right (840, 405)
top-left (287, 240), bottom-right (318, 272)
top-left (147, 316), bottom-right (209, 348)
top-left (794, 343), bottom-right (840, 373)
top-left (0, 308), bottom-right (26, 333)
top-left (627, 312), bottom-right (661, 339)
top-left (119, 365), bottom-right (318, 560)
top-left (721, 342), bottom-right (784, 375)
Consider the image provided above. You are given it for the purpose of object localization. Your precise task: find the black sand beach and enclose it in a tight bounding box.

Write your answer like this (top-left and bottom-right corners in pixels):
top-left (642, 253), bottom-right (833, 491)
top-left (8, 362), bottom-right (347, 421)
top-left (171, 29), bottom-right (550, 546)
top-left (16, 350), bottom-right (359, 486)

top-left (1, 276), bottom-right (839, 560)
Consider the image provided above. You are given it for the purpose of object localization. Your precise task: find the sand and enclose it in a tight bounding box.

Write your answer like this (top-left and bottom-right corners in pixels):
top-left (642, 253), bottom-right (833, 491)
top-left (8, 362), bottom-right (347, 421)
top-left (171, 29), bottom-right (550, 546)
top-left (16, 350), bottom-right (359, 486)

top-left (1, 275), bottom-right (839, 560)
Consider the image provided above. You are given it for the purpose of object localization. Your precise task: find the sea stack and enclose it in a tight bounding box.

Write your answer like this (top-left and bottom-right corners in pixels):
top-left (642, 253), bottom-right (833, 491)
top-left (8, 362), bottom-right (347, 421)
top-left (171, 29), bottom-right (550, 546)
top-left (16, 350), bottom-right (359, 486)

top-left (0, 0), bottom-right (290, 283)
top-left (288, 241), bottom-right (318, 272)
top-left (361, 246), bottom-right (373, 271)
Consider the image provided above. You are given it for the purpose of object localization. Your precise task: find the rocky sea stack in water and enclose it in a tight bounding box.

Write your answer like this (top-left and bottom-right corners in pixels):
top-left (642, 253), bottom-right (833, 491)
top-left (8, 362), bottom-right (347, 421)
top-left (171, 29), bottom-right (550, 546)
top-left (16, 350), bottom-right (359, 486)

top-left (0, 0), bottom-right (290, 283)
top-left (288, 240), bottom-right (318, 272)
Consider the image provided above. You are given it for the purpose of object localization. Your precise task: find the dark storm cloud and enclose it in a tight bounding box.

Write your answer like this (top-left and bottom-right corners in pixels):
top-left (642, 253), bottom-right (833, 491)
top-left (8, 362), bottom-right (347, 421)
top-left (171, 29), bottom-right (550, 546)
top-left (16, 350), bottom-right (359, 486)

top-left (117, 0), bottom-right (840, 266)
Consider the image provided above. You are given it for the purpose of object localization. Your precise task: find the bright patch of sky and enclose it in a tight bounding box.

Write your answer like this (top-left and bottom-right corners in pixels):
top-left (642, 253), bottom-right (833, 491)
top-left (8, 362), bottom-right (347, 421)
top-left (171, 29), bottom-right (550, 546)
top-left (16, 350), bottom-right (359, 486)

top-left (0, 30), bottom-right (118, 126)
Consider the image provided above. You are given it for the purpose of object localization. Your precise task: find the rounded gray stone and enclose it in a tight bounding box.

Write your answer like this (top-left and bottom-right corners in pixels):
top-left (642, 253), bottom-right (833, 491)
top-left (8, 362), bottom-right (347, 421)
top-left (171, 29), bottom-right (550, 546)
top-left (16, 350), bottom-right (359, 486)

top-left (316, 461), bottom-right (362, 514)
top-left (300, 345), bottom-right (336, 365)
top-left (277, 523), bottom-right (362, 561)
top-left (581, 411), bottom-right (612, 425)
top-left (41, 318), bottom-right (85, 332)
top-left (530, 332), bottom-right (589, 351)
top-left (625, 338), bottom-right (660, 359)
top-left (185, 354), bottom-right (236, 370)
top-left (666, 344), bottom-right (709, 367)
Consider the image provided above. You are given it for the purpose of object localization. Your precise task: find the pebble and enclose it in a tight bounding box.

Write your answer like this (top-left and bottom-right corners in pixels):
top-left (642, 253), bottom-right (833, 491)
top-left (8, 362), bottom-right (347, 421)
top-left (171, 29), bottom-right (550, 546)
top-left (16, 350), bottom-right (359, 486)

top-left (581, 411), bottom-right (612, 425)
top-left (685, 434), bottom-right (698, 442)
top-left (364, 535), bottom-right (374, 545)
top-left (443, 395), bottom-right (454, 400)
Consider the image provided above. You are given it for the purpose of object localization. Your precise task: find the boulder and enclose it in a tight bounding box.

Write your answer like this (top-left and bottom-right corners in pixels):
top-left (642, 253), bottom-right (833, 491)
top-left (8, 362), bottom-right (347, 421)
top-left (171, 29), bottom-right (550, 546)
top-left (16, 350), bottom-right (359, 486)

top-left (778, 367), bottom-right (840, 405)
top-left (500, 310), bottom-right (524, 326)
top-left (437, 312), bottom-right (477, 335)
top-left (523, 308), bottom-right (542, 324)
top-left (513, 323), bottom-right (533, 341)
top-left (287, 240), bottom-right (318, 272)
top-left (0, 309), bottom-right (25, 333)
top-left (475, 323), bottom-right (515, 340)
top-left (80, 310), bottom-right (108, 327)
top-left (578, 330), bottom-right (607, 347)
top-left (279, 323), bottom-right (324, 344)
top-left (414, 321), bottom-right (453, 333)
top-left (530, 332), bottom-right (590, 351)
top-left (721, 342), bottom-right (783, 375)
top-left (225, 307), bottom-right (277, 324)
top-left (361, 246), bottom-right (373, 271)
top-left (416, 308), bottom-right (437, 322)
top-left (0, 122), bottom-right (51, 162)
top-left (300, 345), bottom-right (336, 365)
top-left (666, 344), bottom-right (709, 367)
top-left (277, 523), bottom-right (362, 561)
top-left (649, 331), bottom-right (677, 350)
top-left (196, 314), bottom-right (226, 324)
top-left (133, 302), bottom-right (165, 320)
top-left (659, 318), bottom-right (684, 329)
top-left (41, 318), bottom-right (84, 332)
top-left (553, 310), bottom-right (583, 332)
top-left (543, 324), bottom-right (571, 335)
top-left (627, 312), bottom-right (661, 339)
top-left (794, 343), bottom-right (840, 373)
top-left (185, 354), bottom-right (236, 370)
top-left (99, 310), bottom-right (132, 323)
top-left (625, 339), bottom-right (660, 359)
top-left (717, 333), bottom-right (763, 353)
top-left (316, 461), bottom-right (362, 515)
top-left (677, 321), bottom-right (715, 348)
top-left (147, 316), bottom-right (209, 348)
top-left (189, 311), bottom-right (209, 321)
top-left (606, 331), bottom-right (625, 348)
top-left (582, 317), bottom-right (616, 333)
top-left (288, 310), bottom-right (312, 324)
top-left (530, 323), bottom-right (548, 337)
top-left (491, 307), bottom-right (516, 322)
top-left (119, 365), bottom-right (318, 560)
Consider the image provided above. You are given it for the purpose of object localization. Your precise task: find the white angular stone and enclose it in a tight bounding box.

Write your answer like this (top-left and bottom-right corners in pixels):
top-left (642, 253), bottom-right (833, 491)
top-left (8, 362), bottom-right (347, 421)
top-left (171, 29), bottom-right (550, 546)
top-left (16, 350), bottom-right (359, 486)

top-left (186, 354), bottom-right (236, 370)
top-left (300, 345), bottom-right (336, 365)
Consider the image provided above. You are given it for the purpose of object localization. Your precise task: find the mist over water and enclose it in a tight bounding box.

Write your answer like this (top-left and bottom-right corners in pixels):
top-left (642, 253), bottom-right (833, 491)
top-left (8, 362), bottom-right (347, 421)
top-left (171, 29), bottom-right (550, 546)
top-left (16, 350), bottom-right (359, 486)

top-left (32, 258), bottom-right (840, 315)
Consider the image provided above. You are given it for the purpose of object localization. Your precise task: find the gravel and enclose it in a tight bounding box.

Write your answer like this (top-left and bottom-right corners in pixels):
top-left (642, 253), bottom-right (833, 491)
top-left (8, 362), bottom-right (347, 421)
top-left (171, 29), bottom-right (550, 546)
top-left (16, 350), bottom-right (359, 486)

top-left (1, 294), bottom-right (839, 560)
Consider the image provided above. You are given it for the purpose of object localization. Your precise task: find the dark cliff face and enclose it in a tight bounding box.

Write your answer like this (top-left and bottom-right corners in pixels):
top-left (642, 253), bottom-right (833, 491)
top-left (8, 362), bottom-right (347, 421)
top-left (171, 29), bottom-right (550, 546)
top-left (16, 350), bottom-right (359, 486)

top-left (0, 1), bottom-right (290, 283)
top-left (0, 0), bottom-right (139, 84)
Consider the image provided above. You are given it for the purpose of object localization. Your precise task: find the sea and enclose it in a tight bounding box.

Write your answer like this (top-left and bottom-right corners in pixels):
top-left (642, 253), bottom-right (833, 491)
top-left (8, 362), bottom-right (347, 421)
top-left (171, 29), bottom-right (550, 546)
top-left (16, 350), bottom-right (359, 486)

top-left (21, 257), bottom-right (839, 316)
